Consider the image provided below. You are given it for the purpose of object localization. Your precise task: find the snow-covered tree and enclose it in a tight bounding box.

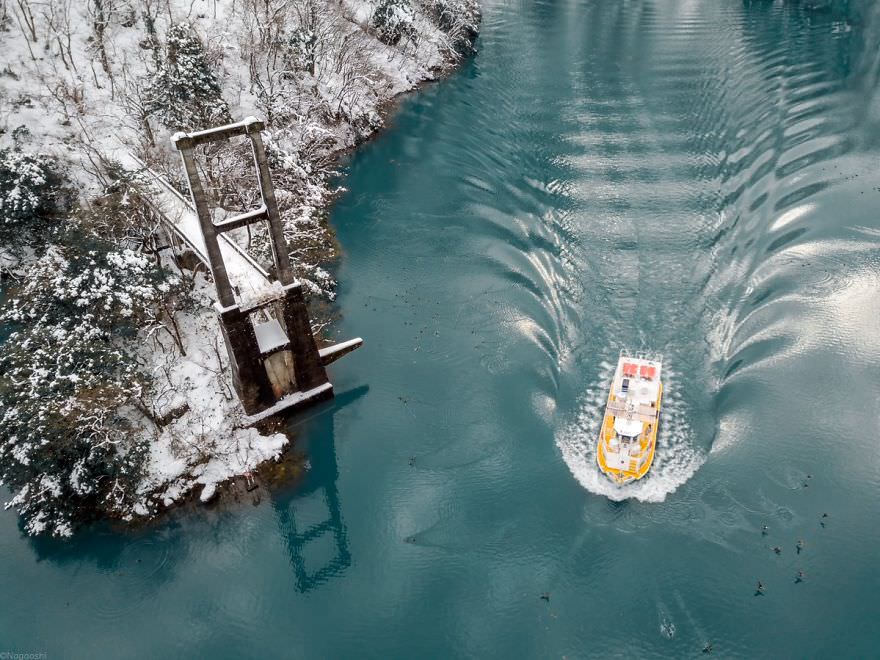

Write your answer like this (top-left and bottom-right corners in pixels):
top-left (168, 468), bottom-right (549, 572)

top-left (144, 23), bottom-right (231, 131)
top-left (0, 148), bottom-right (69, 247)
top-left (283, 28), bottom-right (318, 76)
top-left (424, 0), bottom-right (481, 54)
top-left (372, 0), bottom-right (416, 46)
top-left (0, 221), bottom-right (178, 536)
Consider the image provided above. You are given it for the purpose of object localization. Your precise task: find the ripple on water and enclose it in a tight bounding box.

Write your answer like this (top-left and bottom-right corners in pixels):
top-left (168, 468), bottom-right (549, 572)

top-left (91, 533), bottom-right (172, 622)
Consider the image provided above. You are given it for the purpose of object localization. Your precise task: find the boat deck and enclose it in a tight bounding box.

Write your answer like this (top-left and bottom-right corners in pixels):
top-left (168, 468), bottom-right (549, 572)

top-left (597, 353), bottom-right (663, 484)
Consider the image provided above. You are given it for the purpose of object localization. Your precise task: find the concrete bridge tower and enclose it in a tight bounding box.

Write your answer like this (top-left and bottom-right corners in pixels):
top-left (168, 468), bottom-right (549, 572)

top-left (171, 117), bottom-right (361, 420)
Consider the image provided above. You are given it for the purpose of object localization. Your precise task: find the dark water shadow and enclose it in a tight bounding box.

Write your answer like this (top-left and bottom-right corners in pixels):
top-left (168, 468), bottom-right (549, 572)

top-left (17, 517), bottom-right (191, 618)
top-left (270, 385), bottom-right (368, 592)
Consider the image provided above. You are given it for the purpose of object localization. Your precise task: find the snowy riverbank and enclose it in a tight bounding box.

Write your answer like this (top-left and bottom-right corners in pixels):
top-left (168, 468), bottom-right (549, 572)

top-left (0, 0), bottom-right (479, 535)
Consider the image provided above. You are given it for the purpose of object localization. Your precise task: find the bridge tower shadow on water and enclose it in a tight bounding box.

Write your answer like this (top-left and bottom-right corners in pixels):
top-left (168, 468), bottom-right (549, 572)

top-left (169, 117), bottom-right (362, 421)
top-left (270, 397), bottom-right (362, 592)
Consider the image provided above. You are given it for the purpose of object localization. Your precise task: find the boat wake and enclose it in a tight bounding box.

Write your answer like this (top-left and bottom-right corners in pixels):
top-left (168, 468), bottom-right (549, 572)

top-left (555, 359), bottom-right (704, 502)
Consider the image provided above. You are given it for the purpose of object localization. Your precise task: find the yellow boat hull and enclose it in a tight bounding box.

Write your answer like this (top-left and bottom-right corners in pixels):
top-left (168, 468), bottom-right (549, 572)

top-left (597, 382), bottom-right (662, 485)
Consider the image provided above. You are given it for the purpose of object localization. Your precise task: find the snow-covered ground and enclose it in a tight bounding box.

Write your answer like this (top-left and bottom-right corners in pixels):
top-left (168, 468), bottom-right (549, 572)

top-left (0, 0), bottom-right (479, 533)
top-left (132, 273), bottom-right (289, 513)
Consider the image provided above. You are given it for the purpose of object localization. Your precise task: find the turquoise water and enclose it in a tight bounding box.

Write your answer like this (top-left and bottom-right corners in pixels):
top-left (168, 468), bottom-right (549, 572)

top-left (3, 0), bottom-right (880, 656)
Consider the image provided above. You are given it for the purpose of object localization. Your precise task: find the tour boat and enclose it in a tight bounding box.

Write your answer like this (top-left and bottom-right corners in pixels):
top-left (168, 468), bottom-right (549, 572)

top-left (597, 351), bottom-right (663, 485)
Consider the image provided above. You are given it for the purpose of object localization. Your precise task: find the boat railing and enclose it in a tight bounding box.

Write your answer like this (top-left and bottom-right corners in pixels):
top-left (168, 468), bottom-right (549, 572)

top-left (619, 348), bottom-right (664, 363)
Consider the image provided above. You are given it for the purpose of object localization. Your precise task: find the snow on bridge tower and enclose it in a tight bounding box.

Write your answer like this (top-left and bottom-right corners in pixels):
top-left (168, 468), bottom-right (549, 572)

top-left (172, 117), bottom-right (361, 420)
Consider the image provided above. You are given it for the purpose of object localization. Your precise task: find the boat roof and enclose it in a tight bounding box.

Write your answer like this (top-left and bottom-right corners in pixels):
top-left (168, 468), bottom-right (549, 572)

top-left (616, 350), bottom-right (662, 385)
top-left (614, 417), bottom-right (643, 437)
top-left (606, 350), bottom-right (663, 426)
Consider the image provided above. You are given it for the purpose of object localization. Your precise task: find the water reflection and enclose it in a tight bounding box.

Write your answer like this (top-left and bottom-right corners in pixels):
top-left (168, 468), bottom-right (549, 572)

top-left (272, 386), bottom-right (367, 592)
top-left (16, 519), bottom-right (188, 626)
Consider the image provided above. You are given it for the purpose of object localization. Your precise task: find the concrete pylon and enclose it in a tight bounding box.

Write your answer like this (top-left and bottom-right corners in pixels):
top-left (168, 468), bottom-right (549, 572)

top-left (171, 117), bottom-right (361, 421)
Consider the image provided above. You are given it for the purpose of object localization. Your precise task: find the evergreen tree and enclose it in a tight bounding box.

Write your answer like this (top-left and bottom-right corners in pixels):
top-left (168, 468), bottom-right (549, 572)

top-left (0, 148), bottom-right (68, 246)
top-left (372, 0), bottom-right (416, 46)
top-left (0, 224), bottom-right (173, 536)
top-left (282, 28), bottom-right (318, 76)
top-left (144, 23), bottom-right (231, 131)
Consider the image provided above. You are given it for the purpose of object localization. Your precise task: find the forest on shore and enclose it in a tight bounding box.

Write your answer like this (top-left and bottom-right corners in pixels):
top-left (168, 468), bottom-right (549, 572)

top-left (0, 0), bottom-right (479, 537)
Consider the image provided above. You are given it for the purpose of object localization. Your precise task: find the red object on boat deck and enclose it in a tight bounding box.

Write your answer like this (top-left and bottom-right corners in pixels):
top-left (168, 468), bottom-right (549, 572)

top-left (623, 363), bottom-right (638, 377)
top-left (640, 365), bottom-right (657, 379)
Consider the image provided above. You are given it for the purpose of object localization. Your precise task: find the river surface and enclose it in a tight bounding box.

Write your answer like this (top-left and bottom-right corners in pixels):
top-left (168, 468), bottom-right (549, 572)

top-left (3, 0), bottom-right (880, 657)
